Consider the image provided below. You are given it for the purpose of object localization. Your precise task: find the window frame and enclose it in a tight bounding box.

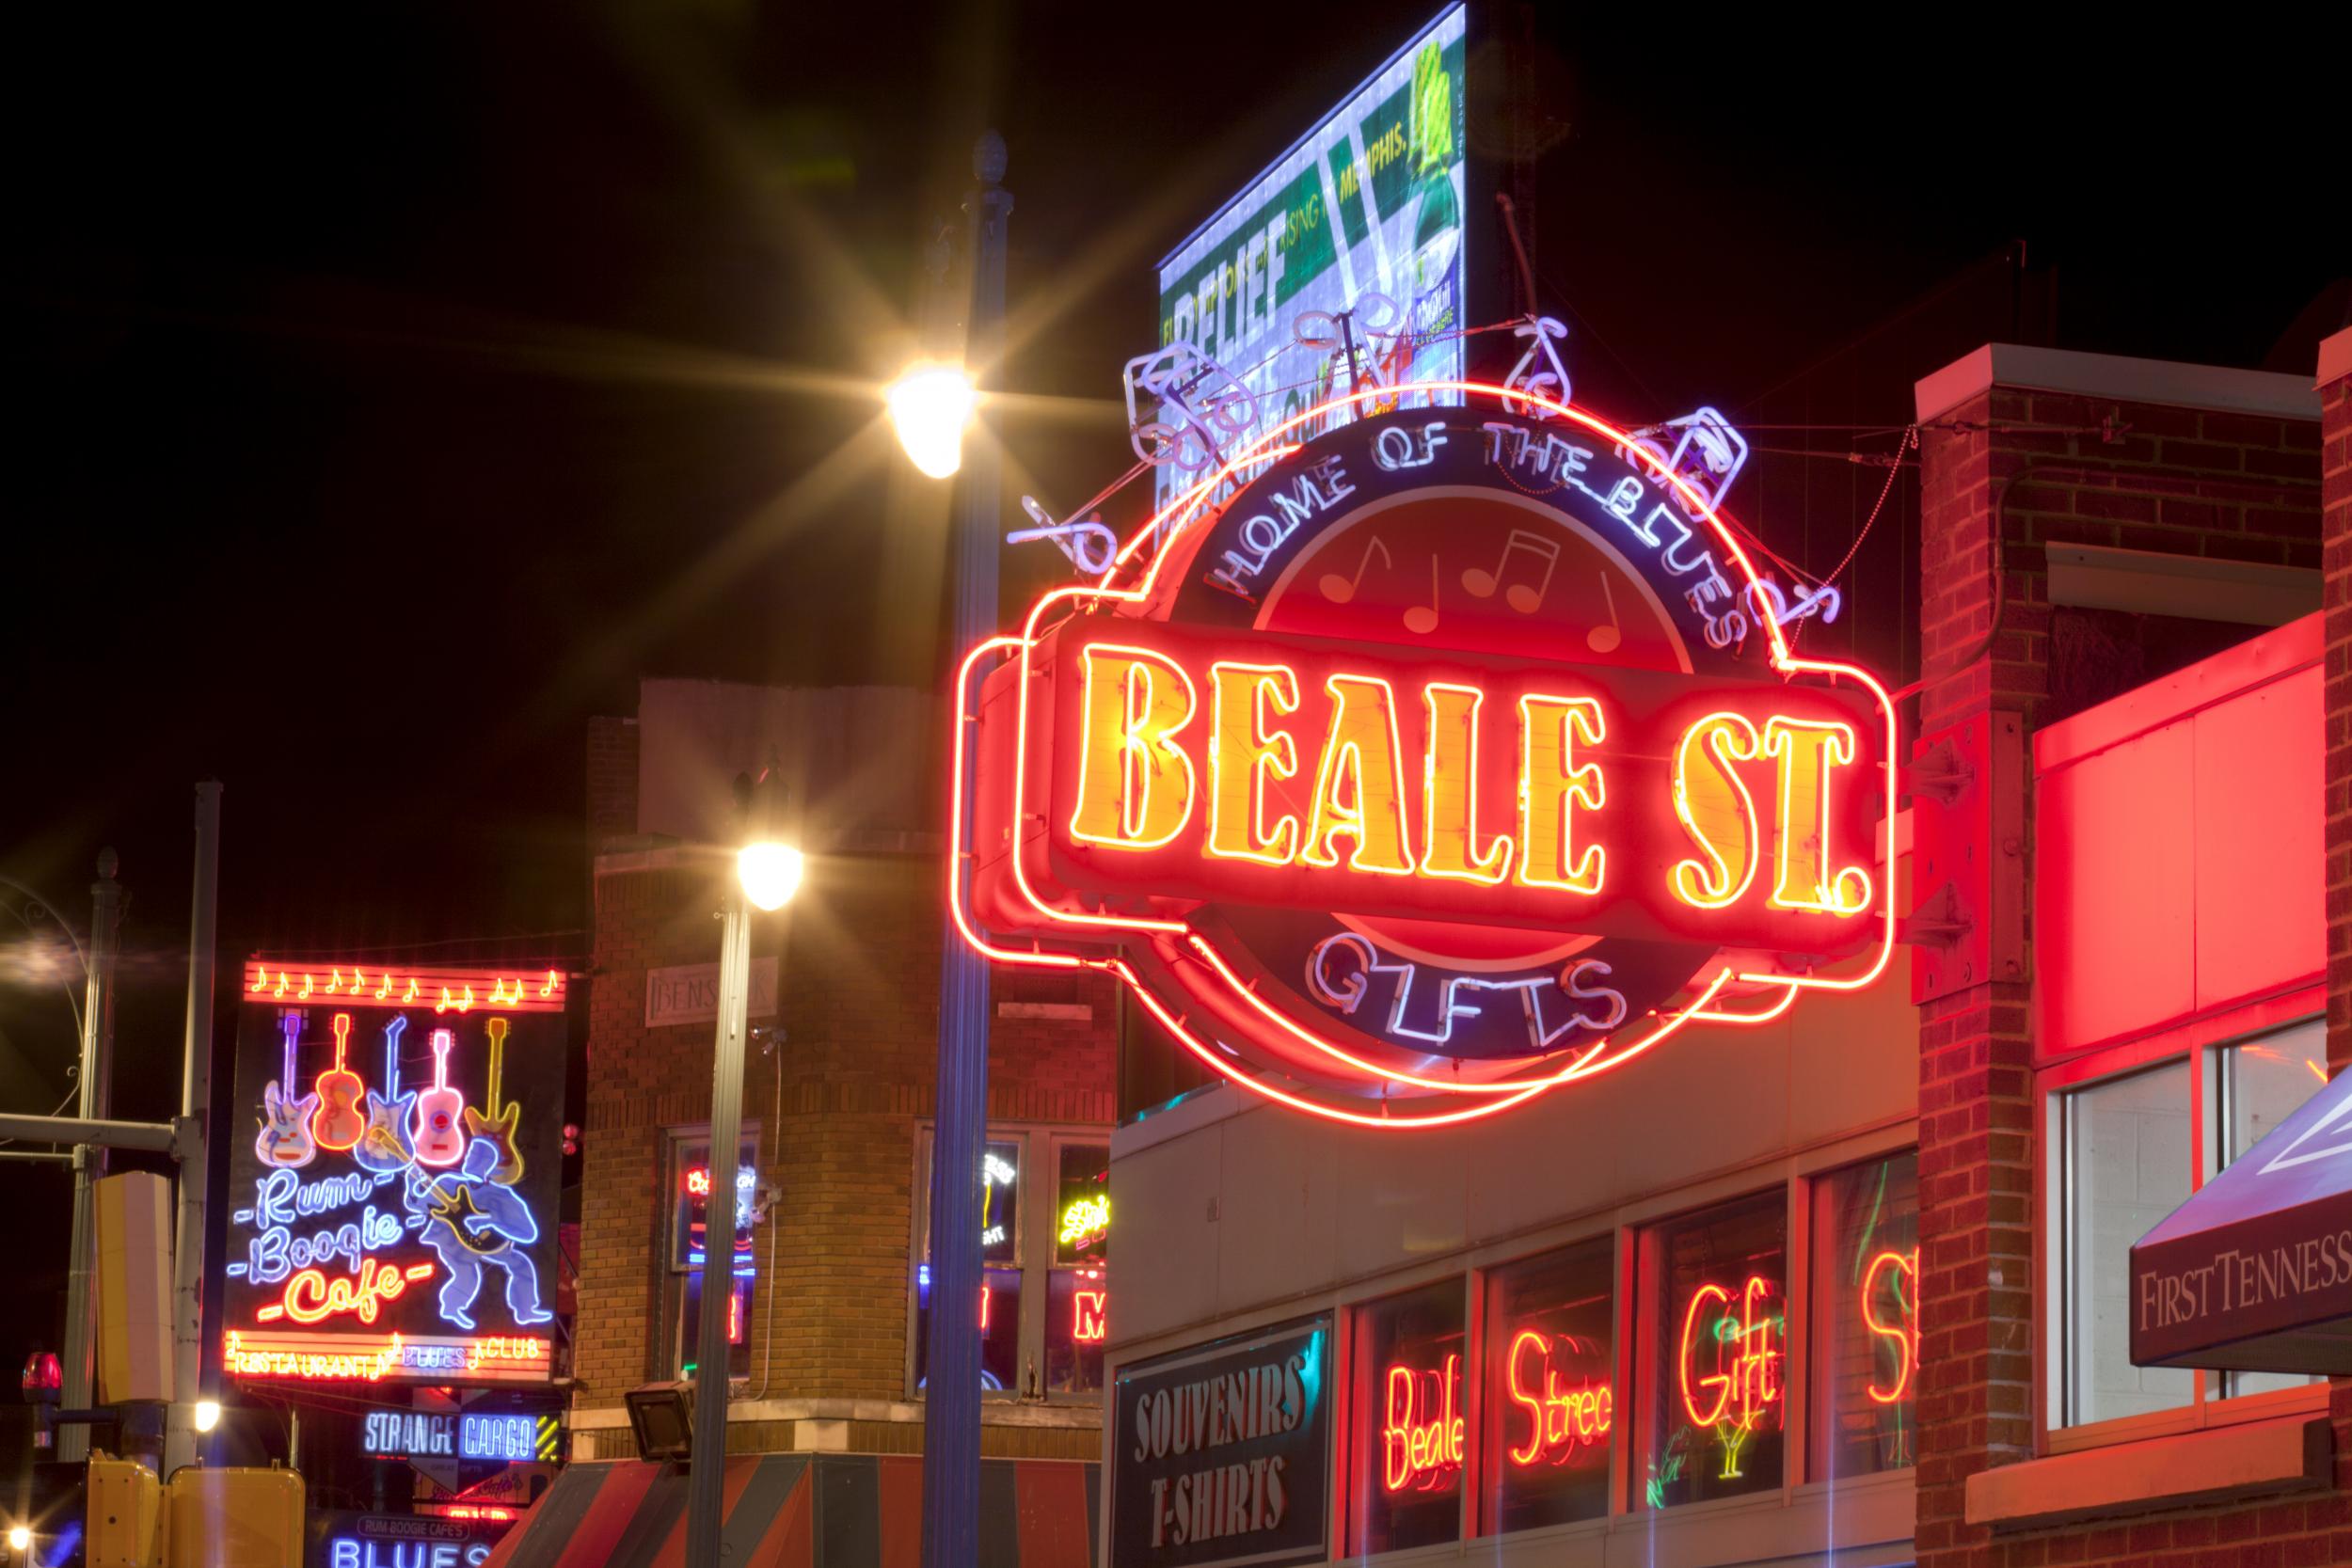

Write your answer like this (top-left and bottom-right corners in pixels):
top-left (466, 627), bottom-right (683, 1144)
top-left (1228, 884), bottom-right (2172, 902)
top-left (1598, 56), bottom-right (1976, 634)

top-left (2036, 988), bottom-right (2330, 1456)
top-left (907, 1120), bottom-right (1112, 1405)
top-left (1299, 1119), bottom-right (1918, 1551)
top-left (662, 1121), bottom-right (761, 1386)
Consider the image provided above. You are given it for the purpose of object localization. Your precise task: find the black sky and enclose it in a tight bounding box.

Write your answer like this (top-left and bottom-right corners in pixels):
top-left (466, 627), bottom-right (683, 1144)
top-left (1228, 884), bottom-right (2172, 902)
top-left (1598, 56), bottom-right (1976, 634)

top-left (0, 1), bottom-right (2340, 1359)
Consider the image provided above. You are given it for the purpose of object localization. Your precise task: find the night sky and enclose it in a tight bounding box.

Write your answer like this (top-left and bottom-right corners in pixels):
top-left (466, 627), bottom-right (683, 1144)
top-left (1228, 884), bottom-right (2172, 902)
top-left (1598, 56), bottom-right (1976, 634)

top-left (1, 1), bottom-right (2340, 1367)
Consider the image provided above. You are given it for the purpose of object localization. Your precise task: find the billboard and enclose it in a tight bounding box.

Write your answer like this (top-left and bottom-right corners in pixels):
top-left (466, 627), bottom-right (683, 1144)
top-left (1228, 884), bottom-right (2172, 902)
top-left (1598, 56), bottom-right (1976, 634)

top-left (222, 960), bottom-right (567, 1386)
top-left (1152, 5), bottom-right (1468, 508)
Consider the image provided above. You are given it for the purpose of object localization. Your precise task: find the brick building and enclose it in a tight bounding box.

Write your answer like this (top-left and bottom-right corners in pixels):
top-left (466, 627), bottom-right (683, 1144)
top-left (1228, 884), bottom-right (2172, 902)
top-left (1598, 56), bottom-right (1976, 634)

top-left (565, 678), bottom-right (1118, 1467)
top-left (1086, 333), bottom-right (2351, 1568)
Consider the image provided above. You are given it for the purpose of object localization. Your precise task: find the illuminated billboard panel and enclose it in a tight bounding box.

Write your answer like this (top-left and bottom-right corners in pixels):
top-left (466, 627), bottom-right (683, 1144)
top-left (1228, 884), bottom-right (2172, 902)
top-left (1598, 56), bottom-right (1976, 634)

top-left (1152, 4), bottom-right (1468, 508)
top-left (223, 960), bottom-right (567, 1386)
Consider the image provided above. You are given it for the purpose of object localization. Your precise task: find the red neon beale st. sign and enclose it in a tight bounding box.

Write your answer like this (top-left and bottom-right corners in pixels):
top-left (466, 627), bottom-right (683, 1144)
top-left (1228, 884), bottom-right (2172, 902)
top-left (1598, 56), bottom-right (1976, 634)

top-left (953, 385), bottom-right (1897, 1129)
top-left (986, 618), bottom-right (1876, 949)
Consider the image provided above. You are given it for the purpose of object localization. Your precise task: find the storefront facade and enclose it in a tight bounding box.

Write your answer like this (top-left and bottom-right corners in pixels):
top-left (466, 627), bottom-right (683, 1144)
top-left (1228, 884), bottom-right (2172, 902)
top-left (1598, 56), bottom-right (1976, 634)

top-left (565, 679), bottom-right (1119, 1469)
top-left (1089, 335), bottom-right (2350, 1568)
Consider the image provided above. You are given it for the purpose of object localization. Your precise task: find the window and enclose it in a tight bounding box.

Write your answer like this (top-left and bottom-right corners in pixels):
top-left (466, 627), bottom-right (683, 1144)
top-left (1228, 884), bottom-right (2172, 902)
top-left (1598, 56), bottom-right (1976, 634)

top-left (2050, 1016), bottom-right (2328, 1433)
top-left (1641, 1192), bottom-right (1787, 1508)
top-left (667, 1129), bottom-right (758, 1382)
top-left (1810, 1152), bottom-right (1918, 1478)
top-left (911, 1127), bottom-right (1109, 1401)
top-left (2217, 1024), bottom-right (2327, 1399)
top-left (1348, 1277), bottom-right (1466, 1555)
top-left (1479, 1238), bottom-right (1613, 1534)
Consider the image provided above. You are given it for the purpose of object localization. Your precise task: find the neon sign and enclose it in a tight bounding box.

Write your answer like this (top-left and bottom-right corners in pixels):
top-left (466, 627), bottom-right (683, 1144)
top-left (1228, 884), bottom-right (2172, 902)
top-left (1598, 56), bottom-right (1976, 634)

top-left (245, 960), bottom-right (565, 1014)
top-left (1074, 1286), bottom-right (1108, 1343)
top-left (1380, 1354), bottom-right (1465, 1492)
top-left (1502, 1331), bottom-right (1610, 1467)
top-left (1862, 1247), bottom-right (1919, 1403)
top-left (224, 977), bottom-right (562, 1386)
top-left (1058, 1195), bottom-right (1110, 1251)
top-left (953, 387), bottom-right (1896, 1130)
top-left (1676, 1275), bottom-right (1783, 1479)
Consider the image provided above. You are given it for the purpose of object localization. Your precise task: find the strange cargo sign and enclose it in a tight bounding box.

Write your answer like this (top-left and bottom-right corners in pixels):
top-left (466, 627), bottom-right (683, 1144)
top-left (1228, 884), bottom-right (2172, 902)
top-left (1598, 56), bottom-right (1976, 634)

top-left (1111, 1318), bottom-right (1331, 1568)
top-left (222, 960), bottom-right (566, 1386)
top-left (952, 388), bottom-right (1896, 1129)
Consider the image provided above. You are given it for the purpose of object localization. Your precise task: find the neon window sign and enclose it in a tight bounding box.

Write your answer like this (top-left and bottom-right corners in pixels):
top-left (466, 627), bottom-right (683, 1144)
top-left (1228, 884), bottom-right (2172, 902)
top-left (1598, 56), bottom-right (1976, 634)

top-left (1350, 1278), bottom-right (1466, 1555)
top-left (223, 978), bottom-right (563, 1386)
top-left (952, 383), bottom-right (1897, 1132)
top-left (1482, 1236), bottom-right (1613, 1532)
top-left (1646, 1194), bottom-right (1786, 1508)
top-left (1811, 1153), bottom-right (1919, 1477)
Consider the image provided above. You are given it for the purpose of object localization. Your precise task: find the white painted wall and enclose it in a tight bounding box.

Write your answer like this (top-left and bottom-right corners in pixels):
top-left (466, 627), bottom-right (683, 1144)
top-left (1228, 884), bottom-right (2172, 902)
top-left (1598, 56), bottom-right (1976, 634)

top-left (1109, 968), bottom-right (1919, 1353)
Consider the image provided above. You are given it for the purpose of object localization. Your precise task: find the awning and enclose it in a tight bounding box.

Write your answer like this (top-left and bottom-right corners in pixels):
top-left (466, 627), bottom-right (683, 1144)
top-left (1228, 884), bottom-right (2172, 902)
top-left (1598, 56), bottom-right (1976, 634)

top-left (2132, 1064), bottom-right (2352, 1372)
top-left (481, 1454), bottom-right (1101, 1568)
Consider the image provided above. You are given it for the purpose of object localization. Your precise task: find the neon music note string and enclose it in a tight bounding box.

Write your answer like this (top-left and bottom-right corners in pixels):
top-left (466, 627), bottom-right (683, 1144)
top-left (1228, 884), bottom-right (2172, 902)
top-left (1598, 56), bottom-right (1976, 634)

top-left (1318, 535), bottom-right (1392, 605)
top-left (1461, 528), bottom-right (1559, 615)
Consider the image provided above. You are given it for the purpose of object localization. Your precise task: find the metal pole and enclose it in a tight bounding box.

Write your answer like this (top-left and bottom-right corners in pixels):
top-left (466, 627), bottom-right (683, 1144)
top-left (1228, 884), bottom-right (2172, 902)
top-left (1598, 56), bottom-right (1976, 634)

top-left (59, 849), bottom-right (123, 1464)
top-left (684, 875), bottom-right (753, 1568)
top-left (923, 129), bottom-right (1009, 1568)
top-left (165, 782), bottom-right (222, 1476)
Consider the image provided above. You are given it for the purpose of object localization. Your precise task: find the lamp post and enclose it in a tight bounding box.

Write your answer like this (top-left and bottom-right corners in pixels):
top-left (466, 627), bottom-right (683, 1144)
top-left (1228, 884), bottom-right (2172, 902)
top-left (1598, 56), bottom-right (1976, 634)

top-left (898, 130), bottom-right (1009, 1568)
top-left (683, 801), bottom-right (801, 1568)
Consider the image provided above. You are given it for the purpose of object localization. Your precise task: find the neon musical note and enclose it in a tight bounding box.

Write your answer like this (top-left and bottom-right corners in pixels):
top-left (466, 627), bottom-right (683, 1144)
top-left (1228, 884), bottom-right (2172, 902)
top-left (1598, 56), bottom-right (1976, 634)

top-left (540, 970), bottom-right (558, 998)
top-left (1404, 556), bottom-right (1439, 635)
top-left (1318, 535), bottom-right (1392, 605)
top-left (1589, 574), bottom-right (1623, 654)
top-left (1461, 528), bottom-right (1560, 615)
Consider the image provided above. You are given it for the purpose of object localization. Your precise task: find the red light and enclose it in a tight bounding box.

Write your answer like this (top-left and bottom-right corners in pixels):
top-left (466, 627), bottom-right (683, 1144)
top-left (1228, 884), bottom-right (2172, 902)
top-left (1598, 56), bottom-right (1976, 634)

top-left (1677, 1275), bottom-right (1783, 1479)
top-left (20, 1351), bottom-right (61, 1396)
top-left (1862, 1248), bottom-right (1919, 1403)
top-left (945, 379), bottom-right (1901, 1132)
top-left (1502, 1330), bottom-right (1610, 1467)
top-left (1380, 1354), bottom-right (1465, 1493)
top-left (686, 1167), bottom-right (711, 1197)
top-left (1073, 1289), bottom-right (1107, 1343)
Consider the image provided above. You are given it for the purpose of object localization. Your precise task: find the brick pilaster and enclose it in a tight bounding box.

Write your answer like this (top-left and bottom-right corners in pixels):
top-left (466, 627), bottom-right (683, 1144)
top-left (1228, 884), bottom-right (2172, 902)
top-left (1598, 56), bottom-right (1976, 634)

top-left (1914, 378), bottom-right (2326, 1568)
top-left (2324, 331), bottom-right (2352, 1078)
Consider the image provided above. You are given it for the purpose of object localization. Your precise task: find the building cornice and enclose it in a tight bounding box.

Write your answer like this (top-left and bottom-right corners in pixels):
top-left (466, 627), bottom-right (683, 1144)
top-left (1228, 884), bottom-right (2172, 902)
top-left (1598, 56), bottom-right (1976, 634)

top-left (1915, 342), bottom-right (2321, 424)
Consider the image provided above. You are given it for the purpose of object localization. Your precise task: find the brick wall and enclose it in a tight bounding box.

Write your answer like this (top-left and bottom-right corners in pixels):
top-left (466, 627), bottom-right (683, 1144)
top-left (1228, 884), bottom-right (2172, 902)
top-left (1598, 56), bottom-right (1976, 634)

top-left (585, 715), bottom-right (639, 850)
top-left (2324, 348), bottom-right (2352, 1081)
top-left (1917, 382), bottom-right (2331, 1568)
top-left (569, 847), bottom-right (1118, 1450)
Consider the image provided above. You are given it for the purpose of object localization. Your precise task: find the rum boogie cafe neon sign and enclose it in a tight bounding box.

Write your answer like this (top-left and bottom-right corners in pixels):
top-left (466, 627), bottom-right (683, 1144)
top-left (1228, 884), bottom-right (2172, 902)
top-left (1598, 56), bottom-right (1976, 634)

top-left (954, 384), bottom-right (1897, 1127)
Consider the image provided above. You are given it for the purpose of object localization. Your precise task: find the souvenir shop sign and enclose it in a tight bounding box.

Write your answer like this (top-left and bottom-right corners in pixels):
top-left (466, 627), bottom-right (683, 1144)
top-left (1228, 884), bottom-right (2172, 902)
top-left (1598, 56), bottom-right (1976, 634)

top-left (1111, 1317), bottom-right (1331, 1568)
top-left (954, 391), bottom-right (1895, 1129)
top-left (223, 959), bottom-right (565, 1386)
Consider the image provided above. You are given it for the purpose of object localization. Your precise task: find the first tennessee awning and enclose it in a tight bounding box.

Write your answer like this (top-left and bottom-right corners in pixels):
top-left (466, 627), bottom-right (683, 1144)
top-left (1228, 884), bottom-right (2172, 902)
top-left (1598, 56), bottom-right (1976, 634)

top-left (2132, 1064), bottom-right (2352, 1373)
top-left (480, 1454), bottom-right (1100, 1568)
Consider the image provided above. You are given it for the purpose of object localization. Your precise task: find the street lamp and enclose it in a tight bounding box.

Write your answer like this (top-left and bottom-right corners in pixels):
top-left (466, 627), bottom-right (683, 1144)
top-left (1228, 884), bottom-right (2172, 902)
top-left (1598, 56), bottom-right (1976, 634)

top-left (683, 787), bottom-right (799, 1568)
top-left (192, 1399), bottom-right (221, 1434)
top-left (886, 363), bottom-right (977, 480)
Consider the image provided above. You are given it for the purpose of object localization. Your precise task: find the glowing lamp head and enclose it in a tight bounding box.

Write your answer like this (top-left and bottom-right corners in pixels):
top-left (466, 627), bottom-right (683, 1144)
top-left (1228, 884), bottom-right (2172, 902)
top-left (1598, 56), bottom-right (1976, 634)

top-left (193, 1399), bottom-right (222, 1433)
top-left (737, 842), bottom-right (803, 912)
top-left (885, 363), bottom-right (976, 479)
top-left (8, 1526), bottom-right (30, 1553)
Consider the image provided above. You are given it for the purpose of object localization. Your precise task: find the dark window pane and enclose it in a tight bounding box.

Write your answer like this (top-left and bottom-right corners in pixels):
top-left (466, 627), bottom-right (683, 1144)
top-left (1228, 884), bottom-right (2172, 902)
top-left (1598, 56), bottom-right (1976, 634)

top-left (1046, 1268), bottom-right (1107, 1393)
top-left (1810, 1154), bottom-right (1918, 1479)
top-left (1480, 1238), bottom-right (1613, 1533)
top-left (680, 1269), bottom-right (752, 1380)
top-left (1055, 1143), bottom-right (1110, 1266)
top-left (1349, 1277), bottom-right (1466, 1554)
top-left (914, 1264), bottom-right (1025, 1394)
top-left (1645, 1192), bottom-right (1786, 1507)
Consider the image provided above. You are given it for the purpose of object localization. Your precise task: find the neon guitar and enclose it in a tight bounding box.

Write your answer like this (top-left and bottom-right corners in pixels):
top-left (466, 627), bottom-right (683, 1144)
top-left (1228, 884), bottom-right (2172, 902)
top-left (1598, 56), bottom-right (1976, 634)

top-left (255, 1012), bottom-right (319, 1169)
top-left (310, 1012), bottom-right (367, 1152)
top-left (460, 1017), bottom-right (523, 1184)
top-left (410, 1028), bottom-right (468, 1168)
top-left (358, 1017), bottom-right (416, 1172)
